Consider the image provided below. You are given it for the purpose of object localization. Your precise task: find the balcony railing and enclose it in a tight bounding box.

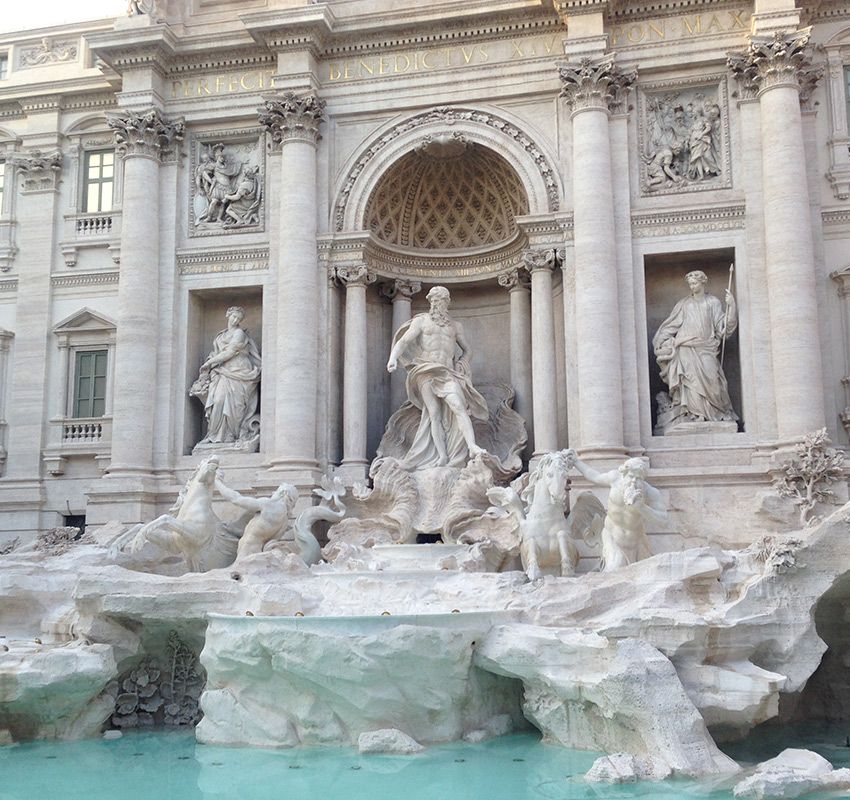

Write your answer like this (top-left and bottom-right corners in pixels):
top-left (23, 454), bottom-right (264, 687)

top-left (62, 418), bottom-right (104, 443)
top-left (75, 214), bottom-right (113, 237)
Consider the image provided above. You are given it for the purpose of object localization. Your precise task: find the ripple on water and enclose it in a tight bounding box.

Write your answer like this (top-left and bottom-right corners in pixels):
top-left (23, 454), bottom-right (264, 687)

top-left (1, 725), bottom-right (849, 800)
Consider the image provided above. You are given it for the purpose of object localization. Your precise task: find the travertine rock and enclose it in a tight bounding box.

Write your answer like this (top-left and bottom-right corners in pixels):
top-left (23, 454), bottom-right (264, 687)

top-left (585, 753), bottom-right (671, 783)
top-left (358, 728), bottom-right (424, 754)
top-left (733, 748), bottom-right (850, 799)
top-left (474, 624), bottom-right (738, 777)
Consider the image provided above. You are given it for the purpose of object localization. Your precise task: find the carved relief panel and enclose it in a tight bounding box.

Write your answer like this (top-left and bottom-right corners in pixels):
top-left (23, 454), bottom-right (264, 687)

top-left (636, 76), bottom-right (731, 196)
top-left (189, 130), bottom-right (265, 237)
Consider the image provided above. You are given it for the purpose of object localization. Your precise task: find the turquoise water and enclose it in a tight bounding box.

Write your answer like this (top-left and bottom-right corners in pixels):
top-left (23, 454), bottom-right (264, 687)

top-left (2, 727), bottom-right (850, 800)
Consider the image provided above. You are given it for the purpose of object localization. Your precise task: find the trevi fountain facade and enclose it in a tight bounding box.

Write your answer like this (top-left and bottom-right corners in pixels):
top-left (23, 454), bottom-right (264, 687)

top-left (3, 0), bottom-right (850, 795)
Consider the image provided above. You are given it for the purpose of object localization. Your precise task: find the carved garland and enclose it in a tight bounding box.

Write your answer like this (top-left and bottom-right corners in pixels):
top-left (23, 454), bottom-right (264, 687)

top-left (334, 106), bottom-right (560, 232)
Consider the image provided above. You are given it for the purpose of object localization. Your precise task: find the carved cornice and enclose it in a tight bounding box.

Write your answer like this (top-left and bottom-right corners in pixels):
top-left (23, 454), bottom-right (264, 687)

top-left (380, 279), bottom-right (422, 301)
top-left (176, 246), bottom-right (269, 276)
top-left (258, 93), bottom-right (326, 147)
top-left (522, 247), bottom-right (557, 273)
top-left (107, 108), bottom-right (184, 159)
top-left (0, 279), bottom-right (18, 293)
top-left (52, 271), bottom-right (119, 288)
top-left (728, 28), bottom-right (823, 103)
top-left (336, 264), bottom-right (376, 288)
top-left (558, 54), bottom-right (636, 114)
top-left (10, 150), bottom-right (63, 193)
top-left (631, 203), bottom-right (745, 237)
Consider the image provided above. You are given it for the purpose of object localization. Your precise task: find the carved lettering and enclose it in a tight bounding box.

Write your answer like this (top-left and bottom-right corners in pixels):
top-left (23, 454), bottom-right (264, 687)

top-left (171, 70), bottom-right (275, 99)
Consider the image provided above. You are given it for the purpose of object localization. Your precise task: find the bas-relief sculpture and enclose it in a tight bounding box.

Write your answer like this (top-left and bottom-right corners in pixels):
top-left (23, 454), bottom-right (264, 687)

top-left (190, 306), bottom-right (261, 454)
top-left (641, 87), bottom-right (725, 193)
top-left (192, 140), bottom-right (264, 233)
top-left (18, 38), bottom-right (78, 68)
top-left (653, 269), bottom-right (738, 434)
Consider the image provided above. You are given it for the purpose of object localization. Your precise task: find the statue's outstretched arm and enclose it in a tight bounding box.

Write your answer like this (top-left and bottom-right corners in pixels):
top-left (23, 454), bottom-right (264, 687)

top-left (214, 477), bottom-right (263, 512)
top-left (568, 452), bottom-right (615, 487)
top-left (641, 483), bottom-right (668, 524)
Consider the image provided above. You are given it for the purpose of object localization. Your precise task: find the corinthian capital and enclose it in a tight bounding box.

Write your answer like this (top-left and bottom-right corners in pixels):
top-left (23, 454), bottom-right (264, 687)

top-left (258, 92), bottom-right (326, 146)
top-left (107, 109), bottom-right (184, 159)
top-left (558, 54), bottom-right (636, 114)
top-left (498, 268), bottom-right (529, 290)
top-left (10, 149), bottom-right (63, 192)
top-left (336, 265), bottom-right (376, 288)
top-left (728, 28), bottom-right (823, 102)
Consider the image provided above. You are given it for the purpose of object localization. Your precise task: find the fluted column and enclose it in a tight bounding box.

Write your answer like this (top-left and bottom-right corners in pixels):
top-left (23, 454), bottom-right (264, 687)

top-left (259, 93), bottom-right (326, 478)
top-left (104, 110), bottom-right (183, 478)
top-left (729, 30), bottom-right (826, 442)
top-left (382, 279), bottom-right (421, 413)
top-left (338, 265), bottom-right (376, 481)
top-left (559, 56), bottom-right (634, 458)
top-left (523, 250), bottom-right (559, 456)
top-left (498, 268), bottom-right (533, 456)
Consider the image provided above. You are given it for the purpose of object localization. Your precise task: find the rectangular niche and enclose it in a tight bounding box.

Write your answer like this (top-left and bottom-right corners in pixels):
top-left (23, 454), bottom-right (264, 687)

top-left (184, 287), bottom-right (264, 455)
top-left (636, 74), bottom-right (731, 197)
top-left (644, 248), bottom-right (742, 434)
top-left (188, 128), bottom-right (265, 238)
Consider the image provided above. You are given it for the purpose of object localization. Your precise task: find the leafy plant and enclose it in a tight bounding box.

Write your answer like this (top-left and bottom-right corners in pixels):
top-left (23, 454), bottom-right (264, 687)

top-left (773, 428), bottom-right (846, 527)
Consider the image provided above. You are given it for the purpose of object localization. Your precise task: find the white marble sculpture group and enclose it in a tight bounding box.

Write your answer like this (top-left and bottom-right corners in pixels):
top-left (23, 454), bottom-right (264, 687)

top-left (4, 275), bottom-right (849, 798)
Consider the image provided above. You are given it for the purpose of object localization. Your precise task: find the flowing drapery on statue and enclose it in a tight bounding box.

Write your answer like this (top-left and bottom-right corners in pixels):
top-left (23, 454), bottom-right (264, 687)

top-left (652, 270), bottom-right (737, 431)
top-left (190, 306), bottom-right (262, 453)
top-left (385, 287), bottom-right (488, 470)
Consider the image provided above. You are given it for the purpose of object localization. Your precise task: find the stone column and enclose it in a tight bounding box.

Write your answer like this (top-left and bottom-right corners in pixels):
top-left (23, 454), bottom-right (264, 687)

top-left (259, 93), bottom-right (325, 480)
top-left (558, 56), bottom-right (634, 459)
top-left (382, 279), bottom-right (421, 413)
top-left (729, 30), bottom-right (826, 442)
top-left (104, 110), bottom-right (183, 480)
top-left (0, 328), bottom-right (14, 476)
top-left (523, 249), bottom-right (559, 456)
top-left (337, 265), bottom-right (376, 482)
top-left (498, 268), bottom-right (533, 455)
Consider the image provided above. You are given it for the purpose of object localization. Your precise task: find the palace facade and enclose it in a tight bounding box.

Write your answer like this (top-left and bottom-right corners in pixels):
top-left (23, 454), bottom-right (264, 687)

top-left (0, 0), bottom-right (849, 547)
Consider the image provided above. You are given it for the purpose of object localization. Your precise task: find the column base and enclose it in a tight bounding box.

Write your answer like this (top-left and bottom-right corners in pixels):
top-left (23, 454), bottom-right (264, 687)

top-left (336, 460), bottom-right (369, 485)
top-left (258, 459), bottom-right (323, 498)
top-left (573, 445), bottom-right (629, 468)
top-left (85, 473), bottom-right (160, 527)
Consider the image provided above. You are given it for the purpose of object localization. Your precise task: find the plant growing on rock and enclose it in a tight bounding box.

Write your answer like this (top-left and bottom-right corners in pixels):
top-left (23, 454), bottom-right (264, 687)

top-left (773, 428), bottom-right (846, 527)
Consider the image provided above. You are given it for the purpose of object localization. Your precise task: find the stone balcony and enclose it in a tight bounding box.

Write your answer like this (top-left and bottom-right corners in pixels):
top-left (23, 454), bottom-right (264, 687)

top-left (42, 416), bottom-right (112, 475)
top-left (60, 210), bottom-right (122, 267)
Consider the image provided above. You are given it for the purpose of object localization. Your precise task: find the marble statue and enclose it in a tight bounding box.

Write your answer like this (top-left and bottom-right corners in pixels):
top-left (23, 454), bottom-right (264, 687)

top-left (214, 478), bottom-right (299, 560)
top-left (568, 452), bottom-right (667, 571)
top-left (109, 455), bottom-right (252, 572)
top-left (194, 143), bottom-right (263, 230)
top-left (190, 306), bottom-right (261, 454)
top-left (213, 474), bottom-right (347, 565)
top-left (652, 270), bottom-right (737, 433)
top-left (386, 285), bottom-right (487, 468)
top-left (486, 450), bottom-right (605, 580)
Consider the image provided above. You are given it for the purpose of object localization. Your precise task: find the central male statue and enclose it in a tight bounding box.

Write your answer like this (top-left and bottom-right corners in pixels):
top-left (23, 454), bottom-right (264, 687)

top-left (387, 286), bottom-right (488, 469)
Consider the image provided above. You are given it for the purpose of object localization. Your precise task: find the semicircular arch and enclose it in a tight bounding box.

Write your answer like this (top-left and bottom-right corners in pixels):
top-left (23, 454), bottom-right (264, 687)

top-left (333, 105), bottom-right (563, 233)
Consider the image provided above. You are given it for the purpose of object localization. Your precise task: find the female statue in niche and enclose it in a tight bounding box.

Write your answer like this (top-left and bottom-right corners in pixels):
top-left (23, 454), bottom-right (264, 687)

top-left (652, 270), bottom-right (737, 433)
top-left (190, 306), bottom-right (262, 453)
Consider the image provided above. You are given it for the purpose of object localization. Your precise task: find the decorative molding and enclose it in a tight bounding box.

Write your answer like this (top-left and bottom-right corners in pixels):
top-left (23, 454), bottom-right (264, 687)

top-left (107, 108), bottom-right (184, 160)
top-left (822, 209), bottom-right (850, 228)
top-left (334, 106), bottom-right (560, 232)
top-left (728, 28), bottom-right (823, 107)
top-left (60, 93), bottom-right (119, 113)
top-left (631, 203), bottom-right (745, 237)
top-left (557, 54), bottom-right (637, 114)
top-left (636, 74), bottom-right (732, 196)
top-left (18, 38), bottom-right (79, 69)
top-left (258, 93), bottom-right (326, 147)
top-left (0, 279), bottom-right (18, 293)
top-left (51, 271), bottom-right (120, 288)
top-left (335, 264), bottom-right (377, 288)
top-left (176, 246), bottom-right (269, 275)
top-left (10, 150), bottom-right (63, 193)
